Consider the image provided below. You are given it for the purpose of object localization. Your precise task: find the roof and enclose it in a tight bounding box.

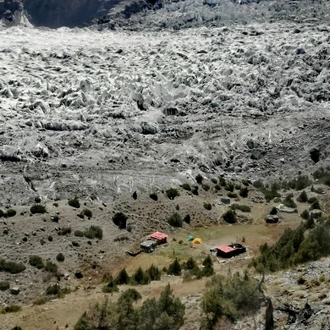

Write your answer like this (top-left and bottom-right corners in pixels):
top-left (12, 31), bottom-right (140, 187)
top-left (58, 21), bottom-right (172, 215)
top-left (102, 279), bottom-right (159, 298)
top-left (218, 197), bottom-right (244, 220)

top-left (217, 245), bottom-right (235, 253)
top-left (150, 231), bottom-right (168, 240)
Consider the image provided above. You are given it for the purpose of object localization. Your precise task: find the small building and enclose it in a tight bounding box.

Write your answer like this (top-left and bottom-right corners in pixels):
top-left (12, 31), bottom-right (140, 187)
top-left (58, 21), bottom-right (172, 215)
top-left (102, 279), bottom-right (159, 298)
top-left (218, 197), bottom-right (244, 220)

top-left (216, 243), bottom-right (246, 258)
top-left (265, 215), bottom-right (279, 223)
top-left (149, 231), bottom-right (168, 245)
top-left (140, 240), bottom-right (157, 253)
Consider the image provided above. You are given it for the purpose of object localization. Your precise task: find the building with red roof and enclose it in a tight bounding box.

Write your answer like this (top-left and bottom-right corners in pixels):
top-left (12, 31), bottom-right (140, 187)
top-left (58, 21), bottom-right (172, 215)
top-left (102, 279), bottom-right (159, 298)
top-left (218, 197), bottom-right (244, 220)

top-left (216, 244), bottom-right (246, 258)
top-left (150, 231), bottom-right (168, 244)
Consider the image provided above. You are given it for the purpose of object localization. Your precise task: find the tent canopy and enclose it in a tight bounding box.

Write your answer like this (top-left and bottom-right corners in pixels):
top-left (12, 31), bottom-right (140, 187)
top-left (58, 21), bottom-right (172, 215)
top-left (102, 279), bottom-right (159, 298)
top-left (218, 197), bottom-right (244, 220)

top-left (193, 237), bottom-right (202, 244)
top-left (187, 235), bottom-right (194, 241)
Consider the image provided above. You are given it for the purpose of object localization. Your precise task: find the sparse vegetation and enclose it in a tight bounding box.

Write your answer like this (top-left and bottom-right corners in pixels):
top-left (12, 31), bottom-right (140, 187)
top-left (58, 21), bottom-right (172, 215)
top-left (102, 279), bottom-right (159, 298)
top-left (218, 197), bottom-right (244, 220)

top-left (30, 204), bottom-right (46, 214)
top-left (227, 192), bottom-right (238, 198)
top-left (202, 184), bottom-right (210, 191)
top-left (166, 188), bottom-right (180, 200)
top-left (74, 230), bottom-right (84, 237)
top-left (44, 261), bottom-right (58, 275)
top-left (1, 305), bottom-right (21, 314)
top-left (168, 212), bottom-right (183, 227)
top-left (82, 208), bottom-right (92, 218)
top-left (239, 187), bottom-right (249, 198)
top-left (84, 225), bottom-right (103, 239)
top-left (181, 183), bottom-right (191, 191)
top-left (230, 204), bottom-right (251, 212)
top-left (68, 198), bottom-right (80, 208)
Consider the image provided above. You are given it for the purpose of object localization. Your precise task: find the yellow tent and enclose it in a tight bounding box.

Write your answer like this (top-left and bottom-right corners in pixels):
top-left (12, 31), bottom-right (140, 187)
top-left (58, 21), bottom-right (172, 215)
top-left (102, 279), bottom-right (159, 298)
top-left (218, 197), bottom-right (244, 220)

top-left (193, 237), bottom-right (202, 244)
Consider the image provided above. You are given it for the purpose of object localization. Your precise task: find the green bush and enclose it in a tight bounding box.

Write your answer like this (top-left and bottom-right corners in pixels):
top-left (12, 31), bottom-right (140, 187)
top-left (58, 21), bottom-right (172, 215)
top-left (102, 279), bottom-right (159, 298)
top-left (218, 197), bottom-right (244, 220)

top-left (168, 212), bottom-right (183, 227)
top-left (297, 190), bottom-right (308, 203)
top-left (115, 268), bottom-right (130, 285)
top-left (202, 184), bottom-right (210, 191)
top-left (84, 226), bottom-right (103, 239)
top-left (230, 204), bottom-right (251, 212)
top-left (241, 179), bottom-right (249, 186)
top-left (56, 253), bottom-right (65, 262)
top-left (270, 207), bottom-right (278, 215)
top-left (166, 188), bottom-right (180, 200)
top-left (283, 195), bottom-right (297, 208)
top-left (202, 255), bottom-right (214, 277)
top-left (0, 281), bottom-right (10, 291)
top-left (214, 184), bottom-right (221, 191)
top-left (192, 186), bottom-right (199, 195)
top-left (203, 203), bottom-right (212, 210)
top-left (1, 305), bottom-right (21, 314)
top-left (227, 192), bottom-right (238, 198)
top-left (261, 188), bottom-right (281, 202)
top-left (219, 177), bottom-right (226, 186)
top-left (0, 259), bottom-right (26, 274)
top-left (44, 261), bottom-right (58, 274)
top-left (201, 272), bottom-right (262, 326)
top-left (181, 183), bottom-right (191, 191)
top-left (300, 209), bottom-right (310, 220)
top-left (0, 209), bottom-right (4, 217)
top-left (82, 208), bottom-right (92, 218)
top-left (102, 275), bottom-right (119, 293)
top-left (225, 183), bottom-right (234, 192)
top-left (211, 178), bottom-right (218, 184)
top-left (29, 255), bottom-right (44, 269)
top-left (222, 210), bottom-right (237, 224)
top-left (5, 209), bottom-right (16, 217)
top-left (74, 230), bottom-right (84, 237)
top-left (46, 284), bottom-right (61, 295)
top-left (167, 258), bottom-right (181, 276)
top-left (310, 200), bottom-right (321, 210)
top-left (146, 264), bottom-right (161, 281)
top-left (149, 193), bottom-right (158, 201)
top-left (183, 214), bottom-right (191, 224)
top-left (196, 174), bottom-right (203, 184)
top-left (30, 204), bottom-right (46, 214)
top-left (132, 266), bottom-right (150, 285)
top-left (112, 212), bottom-right (128, 229)
top-left (253, 180), bottom-right (264, 189)
top-left (68, 198), bottom-right (80, 208)
top-left (239, 187), bottom-right (249, 198)
top-left (308, 197), bottom-right (318, 204)
top-left (288, 175), bottom-right (311, 190)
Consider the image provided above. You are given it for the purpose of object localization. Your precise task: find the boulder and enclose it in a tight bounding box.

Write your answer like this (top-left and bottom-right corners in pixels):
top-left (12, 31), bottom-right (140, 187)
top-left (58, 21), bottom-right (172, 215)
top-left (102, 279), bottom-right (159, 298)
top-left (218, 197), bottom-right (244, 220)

top-left (265, 215), bottom-right (279, 223)
top-left (221, 197), bottom-right (231, 205)
top-left (309, 209), bottom-right (323, 219)
top-left (10, 287), bottom-right (20, 295)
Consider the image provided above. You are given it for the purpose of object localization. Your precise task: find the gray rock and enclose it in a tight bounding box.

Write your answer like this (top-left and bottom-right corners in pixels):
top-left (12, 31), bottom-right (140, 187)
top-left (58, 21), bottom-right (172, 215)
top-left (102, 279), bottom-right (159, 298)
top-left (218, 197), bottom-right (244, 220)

top-left (221, 197), bottom-right (231, 205)
top-left (265, 215), bottom-right (279, 223)
top-left (10, 287), bottom-right (20, 295)
top-left (309, 209), bottom-right (323, 219)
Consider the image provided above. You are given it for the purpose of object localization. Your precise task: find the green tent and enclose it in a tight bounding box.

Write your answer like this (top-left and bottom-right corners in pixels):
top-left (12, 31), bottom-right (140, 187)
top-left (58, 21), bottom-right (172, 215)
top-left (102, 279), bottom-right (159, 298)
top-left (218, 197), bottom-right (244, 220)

top-left (187, 235), bottom-right (194, 241)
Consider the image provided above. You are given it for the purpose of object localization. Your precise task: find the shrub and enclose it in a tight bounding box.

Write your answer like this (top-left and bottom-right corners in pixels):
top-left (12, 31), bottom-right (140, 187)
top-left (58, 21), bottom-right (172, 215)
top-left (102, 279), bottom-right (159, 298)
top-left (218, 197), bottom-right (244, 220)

top-left (82, 208), bottom-right (92, 218)
top-left (44, 261), bottom-right (58, 274)
top-left (168, 213), bottom-right (183, 227)
top-left (310, 200), bottom-right (321, 210)
top-left (196, 174), bottom-right (203, 184)
top-left (202, 184), bottom-right (210, 191)
top-left (222, 210), bottom-right (237, 224)
top-left (253, 180), bottom-right (264, 188)
top-left (297, 190), bottom-right (308, 203)
top-left (176, 204), bottom-right (180, 211)
top-left (227, 192), bottom-right (238, 198)
top-left (239, 187), bottom-right (249, 198)
top-left (183, 214), bottom-right (191, 224)
top-left (167, 258), bottom-right (181, 276)
top-left (0, 259), bottom-right (26, 274)
top-left (0, 209), bottom-right (4, 217)
top-left (56, 253), bottom-right (65, 262)
top-left (146, 264), bottom-right (161, 281)
top-left (270, 207), bottom-right (278, 215)
top-left (84, 226), bottom-right (103, 239)
top-left (5, 209), bottom-right (16, 217)
top-left (48, 235), bottom-right (53, 242)
top-left (46, 284), bottom-right (61, 295)
top-left (230, 204), bottom-right (251, 212)
top-left (203, 203), bottom-right (212, 210)
top-left (30, 204), bottom-right (46, 214)
top-left (181, 183), bottom-right (191, 191)
top-left (219, 177), bottom-right (226, 186)
top-left (308, 197), bottom-right (318, 204)
top-left (149, 193), bottom-right (158, 201)
top-left (1, 305), bottom-right (21, 314)
top-left (115, 268), bottom-right (130, 285)
top-left (0, 281), bottom-right (10, 291)
top-left (192, 186), bottom-right (199, 195)
top-left (225, 183), bottom-right (234, 192)
top-left (74, 230), bottom-right (84, 237)
top-left (283, 195), bottom-right (297, 208)
top-left (68, 198), bottom-right (80, 208)
top-left (133, 266), bottom-right (150, 285)
top-left (300, 209), bottom-right (310, 220)
top-left (202, 255), bottom-right (214, 277)
top-left (166, 188), bottom-right (180, 200)
top-left (261, 188), bottom-right (281, 202)
top-left (112, 212), bottom-right (128, 229)
top-left (211, 178), bottom-right (218, 184)
top-left (201, 272), bottom-right (262, 326)
top-left (241, 179), bottom-right (249, 186)
top-left (214, 184), bottom-right (221, 191)
top-left (53, 202), bottom-right (59, 207)
top-left (59, 226), bottom-right (71, 236)
top-left (29, 255), bottom-right (44, 269)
